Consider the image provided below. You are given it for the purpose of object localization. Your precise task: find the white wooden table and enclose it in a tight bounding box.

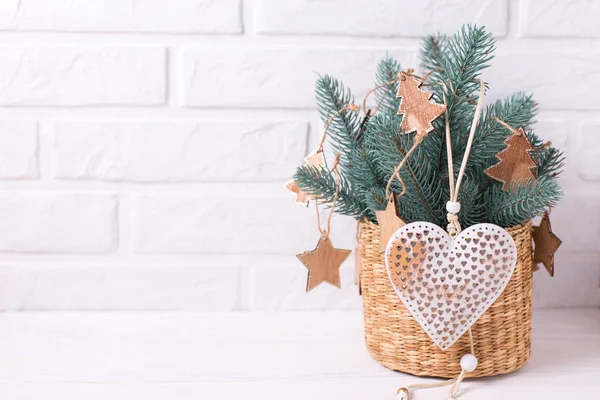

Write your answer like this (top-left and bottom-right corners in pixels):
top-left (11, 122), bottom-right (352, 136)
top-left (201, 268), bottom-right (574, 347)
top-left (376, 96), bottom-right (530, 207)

top-left (0, 309), bottom-right (598, 399)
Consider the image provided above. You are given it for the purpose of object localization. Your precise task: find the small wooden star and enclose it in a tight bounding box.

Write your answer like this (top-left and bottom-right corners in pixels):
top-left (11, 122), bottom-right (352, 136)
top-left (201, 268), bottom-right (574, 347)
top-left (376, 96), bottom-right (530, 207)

top-left (297, 234), bottom-right (351, 292)
top-left (533, 212), bottom-right (562, 277)
top-left (375, 192), bottom-right (406, 253)
top-left (284, 179), bottom-right (309, 206)
top-left (304, 149), bottom-right (325, 168)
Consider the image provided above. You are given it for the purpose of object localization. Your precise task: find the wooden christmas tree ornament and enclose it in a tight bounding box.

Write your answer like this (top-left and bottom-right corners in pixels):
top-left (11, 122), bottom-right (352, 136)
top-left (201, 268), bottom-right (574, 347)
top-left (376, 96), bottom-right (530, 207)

top-left (533, 212), bottom-right (562, 277)
top-left (484, 125), bottom-right (537, 191)
top-left (397, 73), bottom-right (446, 136)
top-left (284, 179), bottom-right (309, 206)
top-left (376, 192), bottom-right (406, 253)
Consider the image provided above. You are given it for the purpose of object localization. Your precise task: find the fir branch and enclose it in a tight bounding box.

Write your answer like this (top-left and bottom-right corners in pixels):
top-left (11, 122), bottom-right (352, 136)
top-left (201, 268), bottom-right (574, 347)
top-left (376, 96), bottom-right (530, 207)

top-left (315, 75), bottom-right (361, 160)
top-left (527, 131), bottom-right (566, 178)
top-left (297, 24), bottom-right (564, 231)
top-left (365, 113), bottom-right (447, 225)
top-left (374, 55), bottom-right (401, 113)
top-left (366, 186), bottom-right (423, 223)
top-left (421, 25), bottom-right (495, 161)
top-left (294, 165), bottom-right (368, 219)
top-left (457, 176), bottom-right (486, 226)
top-left (457, 92), bottom-right (538, 171)
top-left (485, 176), bottom-right (562, 227)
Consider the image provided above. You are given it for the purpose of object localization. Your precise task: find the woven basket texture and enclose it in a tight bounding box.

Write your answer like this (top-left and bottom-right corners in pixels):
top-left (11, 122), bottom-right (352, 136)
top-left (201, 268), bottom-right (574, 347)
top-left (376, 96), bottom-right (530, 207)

top-left (359, 220), bottom-right (533, 378)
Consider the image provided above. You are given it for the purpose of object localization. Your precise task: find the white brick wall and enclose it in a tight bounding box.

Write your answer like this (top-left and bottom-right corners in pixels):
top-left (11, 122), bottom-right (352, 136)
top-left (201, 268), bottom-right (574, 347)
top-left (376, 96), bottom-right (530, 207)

top-left (0, 0), bottom-right (598, 311)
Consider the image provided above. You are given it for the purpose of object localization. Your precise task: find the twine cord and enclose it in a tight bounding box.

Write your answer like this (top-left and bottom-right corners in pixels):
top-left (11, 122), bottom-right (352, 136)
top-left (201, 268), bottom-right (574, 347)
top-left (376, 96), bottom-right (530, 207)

top-left (399, 328), bottom-right (475, 400)
top-left (492, 116), bottom-right (522, 136)
top-left (317, 104), bottom-right (359, 152)
top-left (361, 80), bottom-right (394, 116)
top-left (311, 103), bottom-right (358, 239)
top-left (398, 80), bottom-right (485, 400)
top-left (384, 70), bottom-right (436, 201)
top-left (315, 154), bottom-right (341, 239)
top-left (385, 133), bottom-right (425, 199)
top-left (443, 79), bottom-right (486, 237)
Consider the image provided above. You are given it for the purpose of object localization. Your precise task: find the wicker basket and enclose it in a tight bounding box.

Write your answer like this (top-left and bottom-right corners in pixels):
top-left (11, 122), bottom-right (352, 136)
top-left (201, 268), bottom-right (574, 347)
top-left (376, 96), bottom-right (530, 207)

top-left (359, 220), bottom-right (533, 378)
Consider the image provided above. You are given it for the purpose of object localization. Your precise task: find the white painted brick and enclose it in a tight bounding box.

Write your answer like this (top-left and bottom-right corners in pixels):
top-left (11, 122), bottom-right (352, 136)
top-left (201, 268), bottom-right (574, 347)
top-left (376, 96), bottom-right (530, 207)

top-left (574, 122), bottom-right (600, 181)
top-left (0, 265), bottom-right (238, 311)
top-left (486, 47), bottom-right (600, 111)
top-left (53, 120), bottom-right (308, 182)
top-left (180, 48), bottom-right (416, 108)
top-left (250, 260), bottom-right (361, 311)
top-left (520, 0), bottom-right (600, 38)
top-left (255, 0), bottom-right (507, 37)
top-left (0, 0), bottom-right (241, 33)
top-left (533, 252), bottom-right (600, 308)
top-left (535, 118), bottom-right (569, 150)
top-left (0, 120), bottom-right (37, 178)
top-left (0, 47), bottom-right (165, 106)
top-left (0, 193), bottom-right (117, 253)
top-left (550, 192), bottom-right (600, 252)
top-left (132, 195), bottom-right (319, 254)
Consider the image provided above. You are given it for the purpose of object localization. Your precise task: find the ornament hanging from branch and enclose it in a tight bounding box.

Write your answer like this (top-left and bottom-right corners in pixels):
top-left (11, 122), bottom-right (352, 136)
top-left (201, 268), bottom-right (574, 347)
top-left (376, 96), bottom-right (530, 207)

top-left (397, 72), bottom-right (446, 136)
top-left (298, 233), bottom-right (351, 291)
top-left (303, 149), bottom-right (326, 168)
top-left (376, 192), bottom-right (406, 253)
top-left (484, 122), bottom-right (537, 191)
top-left (284, 179), bottom-right (310, 206)
top-left (386, 222), bottom-right (517, 350)
top-left (385, 81), bottom-right (518, 399)
top-left (533, 212), bottom-right (562, 277)
top-left (296, 155), bottom-right (351, 292)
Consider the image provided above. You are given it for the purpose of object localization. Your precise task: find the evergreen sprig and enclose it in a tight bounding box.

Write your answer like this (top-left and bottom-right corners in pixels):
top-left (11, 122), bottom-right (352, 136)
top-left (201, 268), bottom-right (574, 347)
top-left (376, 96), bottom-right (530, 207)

top-left (292, 24), bottom-right (563, 229)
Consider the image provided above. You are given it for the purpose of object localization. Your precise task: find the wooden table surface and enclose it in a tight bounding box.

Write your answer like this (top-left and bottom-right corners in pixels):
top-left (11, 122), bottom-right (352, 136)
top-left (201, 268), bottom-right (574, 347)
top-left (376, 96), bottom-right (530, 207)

top-left (0, 309), bottom-right (599, 399)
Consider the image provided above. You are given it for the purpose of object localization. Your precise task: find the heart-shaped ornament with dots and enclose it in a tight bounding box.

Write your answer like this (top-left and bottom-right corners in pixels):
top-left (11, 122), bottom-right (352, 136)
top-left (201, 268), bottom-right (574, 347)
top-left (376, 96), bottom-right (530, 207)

top-left (384, 222), bottom-right (517, 350)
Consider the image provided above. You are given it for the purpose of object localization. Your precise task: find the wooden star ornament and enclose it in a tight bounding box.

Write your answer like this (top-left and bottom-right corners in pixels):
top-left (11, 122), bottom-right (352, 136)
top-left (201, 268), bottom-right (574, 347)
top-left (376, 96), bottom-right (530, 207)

top-left (397, 73), bottom-right (446, 136)
top-left (376, 192), bottom-right (406, 253)
top-left (533, 212), bottom-right (562, 277)
top-left (284, 180), bottom-right (309, 206)
top-left (297, 234), bottom-right (351, 292)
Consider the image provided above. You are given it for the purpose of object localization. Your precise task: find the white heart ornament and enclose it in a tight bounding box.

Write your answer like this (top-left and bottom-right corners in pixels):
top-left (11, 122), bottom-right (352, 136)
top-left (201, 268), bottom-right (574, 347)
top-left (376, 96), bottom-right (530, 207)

top-left (384, 222), bottom-right (517, 350)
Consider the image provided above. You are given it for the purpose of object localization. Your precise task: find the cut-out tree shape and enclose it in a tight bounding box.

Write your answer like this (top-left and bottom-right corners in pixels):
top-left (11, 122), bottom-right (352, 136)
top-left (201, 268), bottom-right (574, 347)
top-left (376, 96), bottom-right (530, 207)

top-left (397, 74), bottom-right (446, 136)
top-left (484, 127), bottom-right (537, 191)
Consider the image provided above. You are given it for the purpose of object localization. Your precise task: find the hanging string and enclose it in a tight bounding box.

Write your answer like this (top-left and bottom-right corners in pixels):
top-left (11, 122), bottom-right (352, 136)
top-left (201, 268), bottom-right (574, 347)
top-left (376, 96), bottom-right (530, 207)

top-left (316, 104), bottom-right (359, 154)
top-left (361, 80), bottom-right (393, 116)
top-left (397, 328), bottom-right (475, 400)
top-left (360, 69), bottom-right (434, 118)
top-left (383, 70), bottom-right (438, 201)
top-left (385, 133), bottom-right (426, 199)
top-left (492, 116), bottom-right (522, 136)
top-left (397, 79), bottom-right (485, 400)
top-left (443, 79), bottom-right (486, 237)
top-left (315, 154), bottom-right (341, 238)
top-left (452, 80), bottom-right (485, 202)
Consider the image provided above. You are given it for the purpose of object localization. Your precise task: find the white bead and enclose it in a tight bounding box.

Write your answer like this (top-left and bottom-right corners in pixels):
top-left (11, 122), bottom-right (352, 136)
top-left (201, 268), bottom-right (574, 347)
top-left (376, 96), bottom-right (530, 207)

top-left (460, 353), bottom-right (478, 372)
top-left (397, 388), bottom-right (409, 400)
top-left (446, 201), bottom-right (461, 214)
